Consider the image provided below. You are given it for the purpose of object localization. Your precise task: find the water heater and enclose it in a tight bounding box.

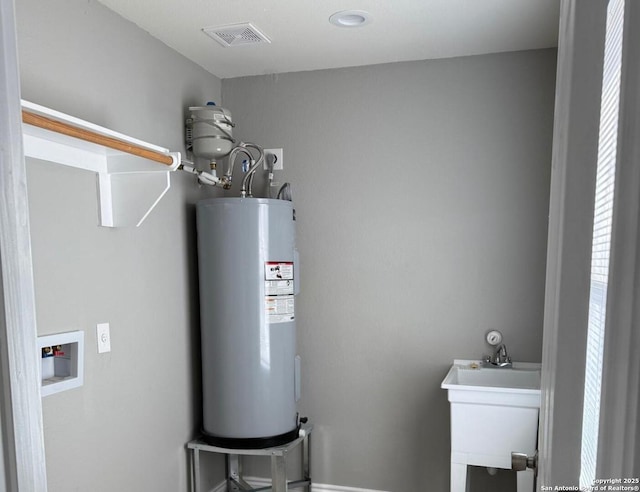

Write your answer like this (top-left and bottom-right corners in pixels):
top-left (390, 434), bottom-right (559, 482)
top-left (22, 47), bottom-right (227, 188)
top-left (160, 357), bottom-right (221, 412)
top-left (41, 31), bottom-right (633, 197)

top-left (197, 197), bottom-right (299, 448)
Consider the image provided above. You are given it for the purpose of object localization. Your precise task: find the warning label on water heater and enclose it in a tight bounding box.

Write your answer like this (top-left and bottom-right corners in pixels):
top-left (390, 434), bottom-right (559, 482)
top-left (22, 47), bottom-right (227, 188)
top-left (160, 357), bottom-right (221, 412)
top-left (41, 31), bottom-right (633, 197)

top-left (265, 262), bottom-right (294, 281)
top-left (264, 262), bottom-right (295, 324)
top-left (265, 295), bottom-right (295, 324)
top-left (265, 280), bottom-right (294, 296)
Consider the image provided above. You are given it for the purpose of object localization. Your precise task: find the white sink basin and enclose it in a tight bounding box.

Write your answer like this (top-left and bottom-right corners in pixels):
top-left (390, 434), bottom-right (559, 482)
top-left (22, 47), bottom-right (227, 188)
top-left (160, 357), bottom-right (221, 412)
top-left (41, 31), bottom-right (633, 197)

top-left (441, 359), bottom-right (542, 487)
top-left (442, 360), bottom-right (541, 407)
top-left (442, 360), bottom-right (541, 392)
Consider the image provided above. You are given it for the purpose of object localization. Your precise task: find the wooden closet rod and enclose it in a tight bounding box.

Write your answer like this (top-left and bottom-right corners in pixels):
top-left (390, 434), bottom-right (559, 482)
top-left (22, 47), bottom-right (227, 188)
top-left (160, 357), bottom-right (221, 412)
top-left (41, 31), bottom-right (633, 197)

top-left (22, 110), bottom-right (174, 166)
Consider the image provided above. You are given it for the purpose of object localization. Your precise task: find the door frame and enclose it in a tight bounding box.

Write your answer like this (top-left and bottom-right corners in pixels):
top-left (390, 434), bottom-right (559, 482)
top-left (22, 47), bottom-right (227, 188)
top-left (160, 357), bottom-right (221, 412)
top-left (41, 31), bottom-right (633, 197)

top-left (538, 0), bottom-right (640, 485)
top-left (0, 0), bottom-right (48, 490)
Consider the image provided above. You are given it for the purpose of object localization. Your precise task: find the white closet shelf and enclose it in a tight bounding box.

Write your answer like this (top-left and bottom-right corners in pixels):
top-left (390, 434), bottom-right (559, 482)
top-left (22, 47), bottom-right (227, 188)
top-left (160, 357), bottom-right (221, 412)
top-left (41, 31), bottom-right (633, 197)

top-left (21, 100), bottom-right (181, 228)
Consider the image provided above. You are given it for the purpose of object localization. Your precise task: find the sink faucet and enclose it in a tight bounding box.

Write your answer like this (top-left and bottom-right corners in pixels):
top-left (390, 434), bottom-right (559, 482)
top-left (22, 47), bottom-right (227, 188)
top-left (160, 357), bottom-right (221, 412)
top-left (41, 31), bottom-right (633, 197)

top-left (483, 343), bottom-right (513, 368)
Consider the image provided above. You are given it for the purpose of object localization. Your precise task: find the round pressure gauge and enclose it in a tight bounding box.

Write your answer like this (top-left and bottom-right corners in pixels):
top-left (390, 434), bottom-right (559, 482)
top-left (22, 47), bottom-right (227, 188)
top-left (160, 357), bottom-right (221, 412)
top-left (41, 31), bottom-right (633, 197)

top-left (486, 330), bottom-right (503, 346)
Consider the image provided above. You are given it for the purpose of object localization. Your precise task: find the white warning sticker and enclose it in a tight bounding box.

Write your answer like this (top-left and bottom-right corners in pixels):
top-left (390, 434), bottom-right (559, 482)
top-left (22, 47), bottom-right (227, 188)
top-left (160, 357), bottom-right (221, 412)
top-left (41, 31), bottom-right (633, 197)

top-left (265, 262), bottom-right (294, 281)
top-left (265, 262), bottom-right (295, 323)
top-left (265, 279), bottom-right (294, 296)
top-left (265, 295), bottom-right (295, 324)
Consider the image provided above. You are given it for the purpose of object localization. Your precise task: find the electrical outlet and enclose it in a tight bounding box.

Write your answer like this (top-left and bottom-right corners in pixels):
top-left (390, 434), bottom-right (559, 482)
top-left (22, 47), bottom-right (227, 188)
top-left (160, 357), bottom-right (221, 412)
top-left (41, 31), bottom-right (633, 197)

top-left (96, 323), bottom-right (111, 353)
top-left (264, 148), bottom-right (283, 170)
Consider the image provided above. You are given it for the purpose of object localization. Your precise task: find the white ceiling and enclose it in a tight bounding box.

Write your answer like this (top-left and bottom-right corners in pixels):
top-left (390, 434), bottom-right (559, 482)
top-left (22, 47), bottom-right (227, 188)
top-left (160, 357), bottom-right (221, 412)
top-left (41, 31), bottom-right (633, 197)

top-left (97, 0), bottom-right (560, 79)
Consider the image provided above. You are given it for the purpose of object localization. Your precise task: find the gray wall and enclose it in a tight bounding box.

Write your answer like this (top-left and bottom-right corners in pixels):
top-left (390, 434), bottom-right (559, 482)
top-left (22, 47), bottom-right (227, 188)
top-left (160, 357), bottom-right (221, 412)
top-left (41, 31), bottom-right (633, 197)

top-left (16, 0), bottom-right (223, 490)
top-left (222, 49), bottom-right (556, 491)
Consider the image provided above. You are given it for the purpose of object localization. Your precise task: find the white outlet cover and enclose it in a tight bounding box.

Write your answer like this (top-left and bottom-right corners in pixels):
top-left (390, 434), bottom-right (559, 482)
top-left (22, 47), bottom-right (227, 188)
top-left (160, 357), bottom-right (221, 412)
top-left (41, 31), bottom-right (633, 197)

top-left (264, 148), bottom-right (283, 170)
top-left (97, 323), bottom-right (111, 353)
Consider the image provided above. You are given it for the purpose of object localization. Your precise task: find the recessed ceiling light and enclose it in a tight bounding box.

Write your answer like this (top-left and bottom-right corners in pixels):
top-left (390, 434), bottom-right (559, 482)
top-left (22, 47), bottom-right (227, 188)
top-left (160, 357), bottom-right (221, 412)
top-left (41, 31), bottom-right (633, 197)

top-left (329, 10), bottom-right (371, 28)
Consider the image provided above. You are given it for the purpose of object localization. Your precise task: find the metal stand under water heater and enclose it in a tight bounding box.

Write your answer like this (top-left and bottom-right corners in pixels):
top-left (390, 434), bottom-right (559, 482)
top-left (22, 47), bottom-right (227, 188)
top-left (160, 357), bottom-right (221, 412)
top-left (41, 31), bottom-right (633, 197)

top-left (188, 104), bottom-right (303, 449)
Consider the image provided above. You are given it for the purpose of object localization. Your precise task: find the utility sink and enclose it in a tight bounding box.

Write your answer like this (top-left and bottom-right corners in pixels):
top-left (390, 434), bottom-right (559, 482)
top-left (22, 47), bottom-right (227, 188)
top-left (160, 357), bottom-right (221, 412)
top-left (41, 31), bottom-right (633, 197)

top-left (456, 368), bottom-right (539, 387)
top-left (441, 360), bottom-right (541, 492)
top-left (442, 360), bottom-right (541, 407)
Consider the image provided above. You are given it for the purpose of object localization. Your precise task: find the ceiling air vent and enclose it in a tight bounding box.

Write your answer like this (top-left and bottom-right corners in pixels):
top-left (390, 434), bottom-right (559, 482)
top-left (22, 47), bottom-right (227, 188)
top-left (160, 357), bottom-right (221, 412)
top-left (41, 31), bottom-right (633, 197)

top-left (202, 23), bottom-right (271, 48)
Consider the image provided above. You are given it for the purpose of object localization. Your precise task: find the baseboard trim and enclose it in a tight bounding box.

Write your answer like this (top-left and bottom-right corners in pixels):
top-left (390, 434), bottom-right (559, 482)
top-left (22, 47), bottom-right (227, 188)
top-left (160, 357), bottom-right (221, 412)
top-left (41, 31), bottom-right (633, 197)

top-left (209, 477), bottom-right (390, 492)
top-left (311, 483), bottom-right (391, 492)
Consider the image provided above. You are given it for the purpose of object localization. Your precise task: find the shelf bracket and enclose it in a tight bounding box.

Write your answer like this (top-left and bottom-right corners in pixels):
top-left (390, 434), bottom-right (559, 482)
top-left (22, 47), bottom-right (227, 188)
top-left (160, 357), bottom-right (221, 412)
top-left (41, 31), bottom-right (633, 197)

top-left (21, 100), bottom-right (181, 228)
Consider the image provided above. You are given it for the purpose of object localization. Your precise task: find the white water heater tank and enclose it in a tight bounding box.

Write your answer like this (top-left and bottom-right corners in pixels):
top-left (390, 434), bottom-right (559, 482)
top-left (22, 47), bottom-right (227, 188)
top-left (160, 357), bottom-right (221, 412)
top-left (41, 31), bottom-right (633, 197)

top-left (196, 197), bottom-right (300, 448)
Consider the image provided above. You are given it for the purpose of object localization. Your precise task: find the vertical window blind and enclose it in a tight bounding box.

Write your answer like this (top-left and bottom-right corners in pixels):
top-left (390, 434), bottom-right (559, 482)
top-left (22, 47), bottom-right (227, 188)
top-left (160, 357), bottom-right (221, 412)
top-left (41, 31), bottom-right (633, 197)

top-left (580, 0), bottom-right (625, 487)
